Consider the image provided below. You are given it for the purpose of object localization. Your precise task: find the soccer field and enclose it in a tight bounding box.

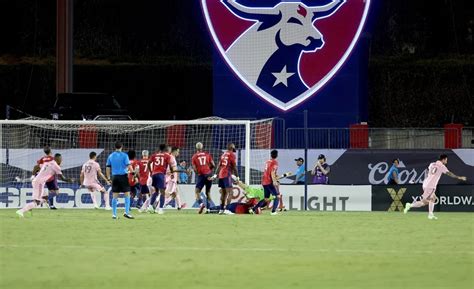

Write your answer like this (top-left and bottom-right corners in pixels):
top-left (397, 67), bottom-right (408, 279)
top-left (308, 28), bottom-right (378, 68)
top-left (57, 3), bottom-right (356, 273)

top-left (0, 210), bottom-right (472, 289)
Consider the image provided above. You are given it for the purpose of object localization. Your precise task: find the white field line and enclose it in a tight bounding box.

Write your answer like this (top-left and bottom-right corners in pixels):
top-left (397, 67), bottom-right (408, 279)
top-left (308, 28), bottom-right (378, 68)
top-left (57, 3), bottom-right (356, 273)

top-left (0, 244), bottom-right (472, 255)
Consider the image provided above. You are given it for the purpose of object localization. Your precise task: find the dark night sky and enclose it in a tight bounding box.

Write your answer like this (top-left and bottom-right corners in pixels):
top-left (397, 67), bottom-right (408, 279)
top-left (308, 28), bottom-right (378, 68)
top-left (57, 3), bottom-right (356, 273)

top-left (0, 0), bottom-right (472, 123)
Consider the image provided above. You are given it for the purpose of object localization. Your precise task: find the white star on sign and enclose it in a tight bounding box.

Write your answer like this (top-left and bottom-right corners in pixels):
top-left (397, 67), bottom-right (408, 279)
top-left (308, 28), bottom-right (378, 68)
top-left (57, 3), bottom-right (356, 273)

top-left (272, 65), bottom-right (294, 87)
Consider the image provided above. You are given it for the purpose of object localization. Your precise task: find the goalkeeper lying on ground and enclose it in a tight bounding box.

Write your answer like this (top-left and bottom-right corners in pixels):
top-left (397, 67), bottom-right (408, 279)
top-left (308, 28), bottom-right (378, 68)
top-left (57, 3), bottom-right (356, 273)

top-left (198, 173), bottom-right (291, 215)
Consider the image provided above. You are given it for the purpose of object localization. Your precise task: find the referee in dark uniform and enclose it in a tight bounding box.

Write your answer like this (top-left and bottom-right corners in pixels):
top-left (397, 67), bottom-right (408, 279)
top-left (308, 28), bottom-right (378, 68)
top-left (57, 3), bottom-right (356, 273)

top-left (106, 141), bottom-right (134, 219)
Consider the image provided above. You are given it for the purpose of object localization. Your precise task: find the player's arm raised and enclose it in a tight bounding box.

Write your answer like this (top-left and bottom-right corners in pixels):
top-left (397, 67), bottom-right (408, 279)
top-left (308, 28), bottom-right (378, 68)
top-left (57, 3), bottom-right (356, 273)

top-left (445, 171), bottom-right (467, 181)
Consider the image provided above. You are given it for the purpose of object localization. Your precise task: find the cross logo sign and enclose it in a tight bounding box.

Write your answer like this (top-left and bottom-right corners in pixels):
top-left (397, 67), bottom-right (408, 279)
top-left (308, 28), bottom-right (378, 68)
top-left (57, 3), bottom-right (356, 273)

top-left (387, 188), bottom-right (406, 212)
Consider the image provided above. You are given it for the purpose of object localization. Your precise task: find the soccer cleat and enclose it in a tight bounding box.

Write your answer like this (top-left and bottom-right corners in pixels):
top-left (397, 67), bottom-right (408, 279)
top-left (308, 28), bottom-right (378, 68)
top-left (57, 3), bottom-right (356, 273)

top-left (218, 210), bottom-right (224, 215)
top-left (16, 210), bottom-right (24, 218)
top-left (248, 208), bottom-right (255, 215)
top-left (224, 209), bottom-right (234, 215)
top-left (94, 205), bottom-right (100, 210)
top-left (198, 203), bottom-right (206, 214)
top-left (271, 211), bottom-right (278, 216)
top-left (138, 208), bottom-right (144, 213)
top-left (147, 206), bottom-right (155, 214)
top-left (428, 214), bottom-right (438, 220)
top-left (157, 208), bottom-right (164, 215)
top-left (49, 206), bottom-right (58, 210)
top-left (123, 213), bottom-right (135, 219)
top-left (403, 203), bottom-right (411, 214)
top-left (105, 206), bottom-right (112, 211)
top-left (112, 215), bottom-right (117, 219)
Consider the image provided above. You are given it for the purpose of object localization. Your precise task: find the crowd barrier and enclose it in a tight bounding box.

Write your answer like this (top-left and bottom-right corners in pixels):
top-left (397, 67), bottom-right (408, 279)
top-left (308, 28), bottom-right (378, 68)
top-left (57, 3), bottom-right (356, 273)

top-left (1, 184), bottom-right (472, 212)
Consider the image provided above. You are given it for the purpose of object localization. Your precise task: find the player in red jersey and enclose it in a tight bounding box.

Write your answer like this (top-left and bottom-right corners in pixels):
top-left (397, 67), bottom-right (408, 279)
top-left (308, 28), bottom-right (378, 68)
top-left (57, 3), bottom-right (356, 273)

top-left (147, 144), bottom-right (172, 214)
top-left (213, 143), bottom-right (239, 215)
top-left (127, 150), bottom-right (140, 208)
top-left (191, 142), bottom-right (215, 213)
top-left (137, 150), bottom-right (152, 212)
top-left (32, 146), bottom-right (59, 209)
top-left (254, 150), bottom-right (280, 215)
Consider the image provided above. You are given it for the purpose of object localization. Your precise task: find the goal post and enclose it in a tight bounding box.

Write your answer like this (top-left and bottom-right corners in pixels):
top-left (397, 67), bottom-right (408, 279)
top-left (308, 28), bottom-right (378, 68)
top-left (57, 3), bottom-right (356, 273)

top-left (0, 117), bottom-right (274, 207)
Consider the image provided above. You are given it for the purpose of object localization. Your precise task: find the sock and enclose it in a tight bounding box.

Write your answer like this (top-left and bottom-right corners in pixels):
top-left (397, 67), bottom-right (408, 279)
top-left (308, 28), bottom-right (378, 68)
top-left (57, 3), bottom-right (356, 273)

top-left (278, 195), bottom-right (284, 209)
top-left (112, 198), bottom-right (118, 216)
top-left (253, 199), bottom-right (266, 212)
top-left (428, 201), bottom-right (435, 215)
top-left (175, 195), bottom-right (182, 208)
top-left (141, 198), bottom-right (151, 210)
top-left (411, 201), bottom-right (425, 208)
top-left (21, 201), bottom-right (37, 213)
top-left (150, 192), bottom-right (158, 208)
top-left (159, 193), bottom-right (165, 208)
top-left (136, 194), bottom-right (144, 207)
top-left (272, 197), bottom-right (279, 213)
top-left (125, 196), bottom-right (131, 215)
top-left (48, 193), bottom-right (55, 206)
top-left (103, 191), bottom-right (110, 208)
top-left (90, 192), bottom-right (98, 207)
top-left (164, 196), bottom-right (172, 206)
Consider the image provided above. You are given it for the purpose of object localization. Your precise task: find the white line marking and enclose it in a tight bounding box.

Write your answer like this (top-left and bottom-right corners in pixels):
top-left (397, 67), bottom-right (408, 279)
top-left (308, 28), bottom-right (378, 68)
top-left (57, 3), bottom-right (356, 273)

top-left (0, 244), bottom-right (472, 255)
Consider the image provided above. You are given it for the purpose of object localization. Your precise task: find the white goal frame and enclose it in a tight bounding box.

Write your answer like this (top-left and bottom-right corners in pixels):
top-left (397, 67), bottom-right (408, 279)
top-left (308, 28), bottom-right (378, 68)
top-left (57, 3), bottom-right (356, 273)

top-left (0, 119), bottom-right (254, 184)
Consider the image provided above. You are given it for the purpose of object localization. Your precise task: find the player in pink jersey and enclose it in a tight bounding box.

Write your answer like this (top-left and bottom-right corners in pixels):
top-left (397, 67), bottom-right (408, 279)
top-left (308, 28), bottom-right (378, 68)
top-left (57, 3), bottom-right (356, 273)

top-left (80, 151), bottom-right (111, 210)
top-left (212, 143), bottom-right (239, 215)
top-left (164, 146), bottom-right (185, 210)
top-left (16, 153), bottom-right (73, 217)
top-left (33, 146), bottom-right (59, 209)
top-left (404, 154), bottom-right (467, 219)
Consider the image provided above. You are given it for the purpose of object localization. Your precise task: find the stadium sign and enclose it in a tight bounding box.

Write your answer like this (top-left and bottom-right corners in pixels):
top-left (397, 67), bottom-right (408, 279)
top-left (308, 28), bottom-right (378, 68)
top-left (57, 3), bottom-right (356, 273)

top-left (282, 185), bottom-right (371, 211)
top-left (201, 0), bottom-right (371, 110)
top-left (371, 185), bottom-right (474, 212)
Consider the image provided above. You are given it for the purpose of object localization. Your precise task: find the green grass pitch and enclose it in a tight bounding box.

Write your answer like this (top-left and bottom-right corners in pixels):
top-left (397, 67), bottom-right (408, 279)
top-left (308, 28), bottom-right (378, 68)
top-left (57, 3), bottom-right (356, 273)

top-left (0, 209), bottom-right (472, 289)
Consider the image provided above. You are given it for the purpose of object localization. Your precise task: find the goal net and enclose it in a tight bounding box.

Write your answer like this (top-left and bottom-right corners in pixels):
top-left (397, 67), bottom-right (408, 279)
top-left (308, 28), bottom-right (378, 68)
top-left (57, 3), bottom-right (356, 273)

top-left (0, 117), bottom-right (274, 208)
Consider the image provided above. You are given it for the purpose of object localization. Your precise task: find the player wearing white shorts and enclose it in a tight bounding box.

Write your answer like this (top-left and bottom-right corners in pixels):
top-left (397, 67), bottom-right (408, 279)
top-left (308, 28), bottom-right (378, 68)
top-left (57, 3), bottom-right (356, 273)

top-left (404, 154), bottom-right (467, 219)
top-left (16, 154), bottom-right (73, 217)
top-left (80, 151), bottom-right (111, 210)
top-left (164, 146), bottom-right (185, 210)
